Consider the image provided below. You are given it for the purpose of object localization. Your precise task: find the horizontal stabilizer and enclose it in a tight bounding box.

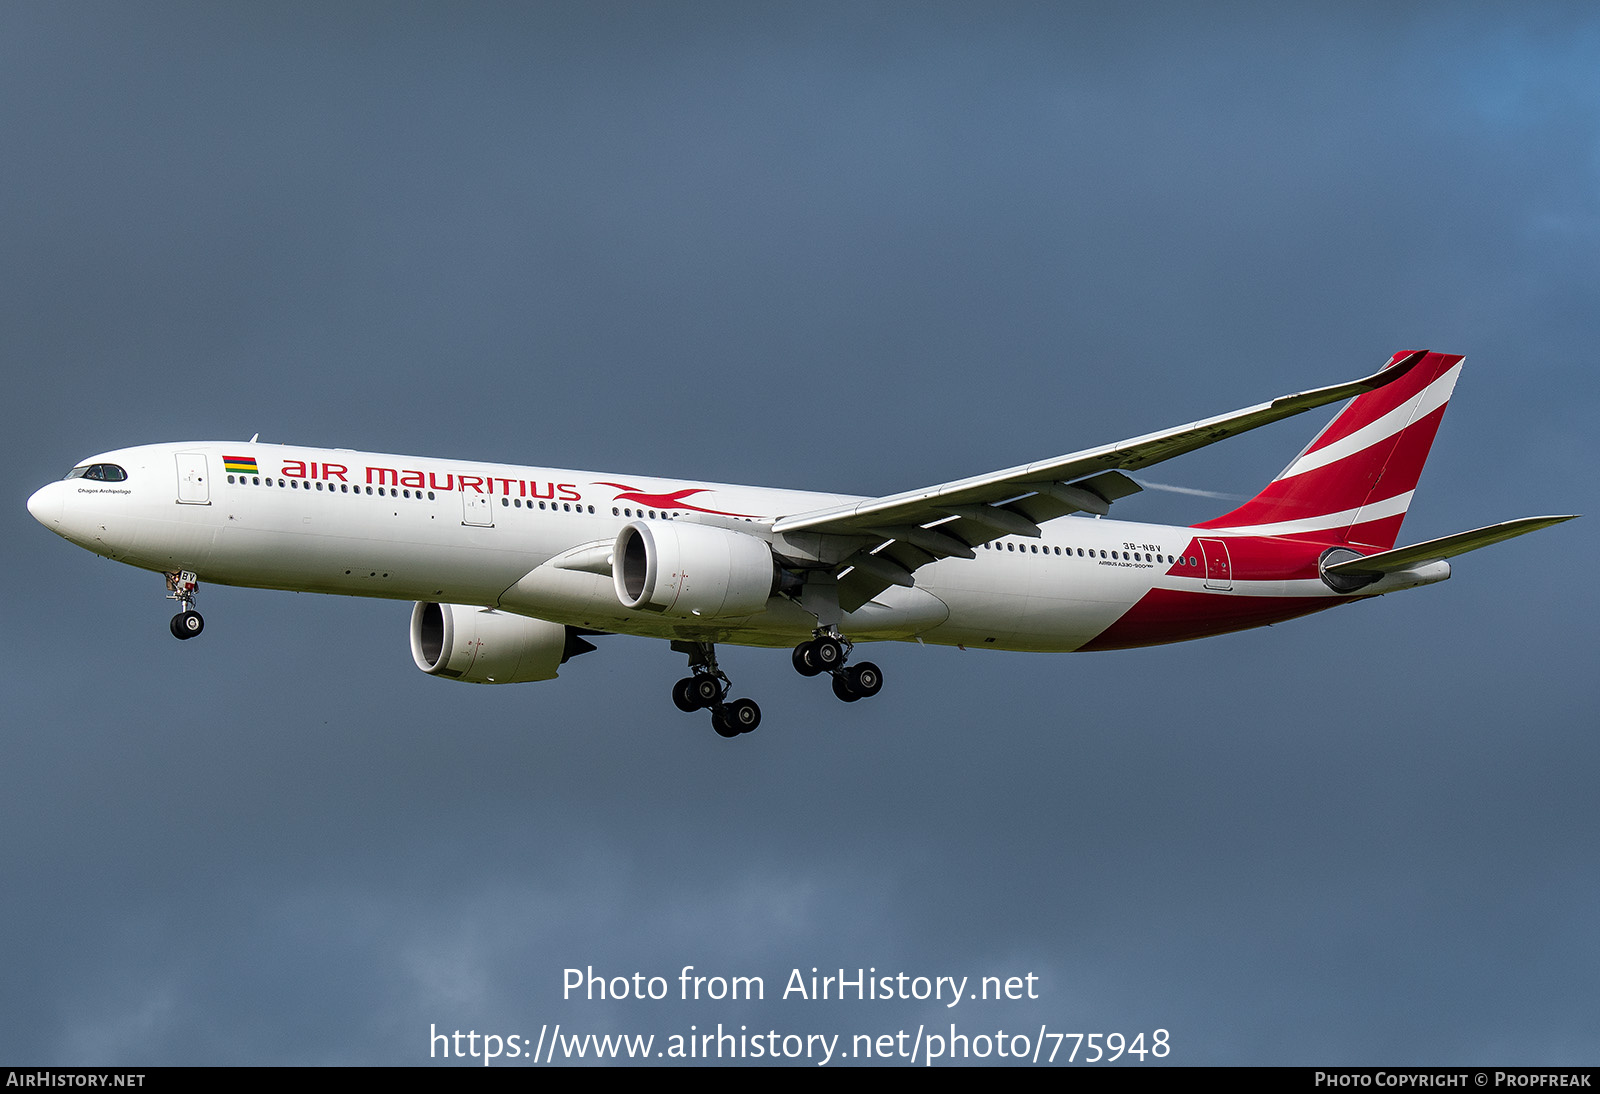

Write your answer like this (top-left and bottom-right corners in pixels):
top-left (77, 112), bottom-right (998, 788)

top-left (1323, 515), bottom-right (1577, 575)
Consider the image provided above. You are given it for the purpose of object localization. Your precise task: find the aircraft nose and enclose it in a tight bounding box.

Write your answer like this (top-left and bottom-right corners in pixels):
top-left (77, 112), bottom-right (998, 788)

top-left (27, 482), bottom-right (61, 527)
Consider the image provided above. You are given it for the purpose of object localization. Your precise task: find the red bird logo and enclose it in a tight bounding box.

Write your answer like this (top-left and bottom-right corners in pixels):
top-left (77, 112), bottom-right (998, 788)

top-left (594, 482), bottom-right (759, 519)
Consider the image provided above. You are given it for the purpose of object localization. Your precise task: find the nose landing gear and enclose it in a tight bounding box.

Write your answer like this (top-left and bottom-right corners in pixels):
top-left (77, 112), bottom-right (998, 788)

top-left (165, 571), bottom-right (204, 640)
top-left (169, 610), bottom-right (204, 640)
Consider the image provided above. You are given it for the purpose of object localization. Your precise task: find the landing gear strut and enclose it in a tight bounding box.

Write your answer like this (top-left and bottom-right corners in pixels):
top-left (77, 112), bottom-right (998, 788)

top-left (793, 632), bottom-right (883, 703)
top-left (670, 640), bottom-right (761, 738)
top-left (165, 571), bottom-right (204, 640)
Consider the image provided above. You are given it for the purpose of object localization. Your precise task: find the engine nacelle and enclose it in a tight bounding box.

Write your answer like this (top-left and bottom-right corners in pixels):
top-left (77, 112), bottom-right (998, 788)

top-left (613, 520), bottom-right (777, 619)
top-left (410, 602), bottom-right (588, 684)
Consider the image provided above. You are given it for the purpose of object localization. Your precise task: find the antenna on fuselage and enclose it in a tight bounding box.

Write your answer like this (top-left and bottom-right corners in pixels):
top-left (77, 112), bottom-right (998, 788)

top-left (249, 433), bottom-right (259, 443)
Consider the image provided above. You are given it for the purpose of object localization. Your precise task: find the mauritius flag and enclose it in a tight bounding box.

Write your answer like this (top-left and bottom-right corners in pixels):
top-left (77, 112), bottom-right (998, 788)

top-left (223, 455), bottom-right (259, 475)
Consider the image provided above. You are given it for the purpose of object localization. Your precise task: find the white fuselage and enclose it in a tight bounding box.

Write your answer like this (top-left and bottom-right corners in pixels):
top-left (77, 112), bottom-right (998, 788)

top-left (28, 440), bottom-right (1393, 655)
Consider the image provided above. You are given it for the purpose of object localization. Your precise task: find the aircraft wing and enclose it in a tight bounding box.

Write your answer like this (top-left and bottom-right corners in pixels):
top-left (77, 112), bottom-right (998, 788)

top-left (770, 352), bottom-right (1428, 609)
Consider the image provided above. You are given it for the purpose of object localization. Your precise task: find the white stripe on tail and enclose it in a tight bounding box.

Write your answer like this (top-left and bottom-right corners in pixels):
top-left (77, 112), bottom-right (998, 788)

top-left (1194, 351), bottom-right (1464, 550)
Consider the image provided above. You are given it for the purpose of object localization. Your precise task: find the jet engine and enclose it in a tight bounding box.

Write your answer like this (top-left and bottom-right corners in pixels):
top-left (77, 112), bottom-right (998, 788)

top-left (410, 602), bottom-right (594, 684)
top-left (613, 520), bottom-right (777, 618)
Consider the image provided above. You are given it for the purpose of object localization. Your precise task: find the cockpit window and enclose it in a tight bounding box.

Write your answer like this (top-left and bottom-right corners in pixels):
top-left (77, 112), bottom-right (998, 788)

top-left (65, 463), bottom-right (128, 482)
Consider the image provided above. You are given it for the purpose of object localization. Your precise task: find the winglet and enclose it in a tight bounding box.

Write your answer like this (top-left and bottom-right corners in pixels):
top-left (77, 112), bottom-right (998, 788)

top-left (1266, 350), bottom-right (1427, 410)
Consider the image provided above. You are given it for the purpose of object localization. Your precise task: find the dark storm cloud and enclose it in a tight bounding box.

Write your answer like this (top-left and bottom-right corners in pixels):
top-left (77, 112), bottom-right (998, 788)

top-left (3, 1), bottom-right (1596, 1065)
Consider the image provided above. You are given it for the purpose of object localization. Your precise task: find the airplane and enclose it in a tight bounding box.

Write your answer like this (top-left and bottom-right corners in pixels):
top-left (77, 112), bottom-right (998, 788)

top-left (27, 350), bottom-right (1574, 738)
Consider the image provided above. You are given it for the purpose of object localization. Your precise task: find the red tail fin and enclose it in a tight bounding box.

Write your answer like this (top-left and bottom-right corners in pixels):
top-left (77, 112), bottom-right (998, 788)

top-left (1193, 351), bottom-right (1464, 549)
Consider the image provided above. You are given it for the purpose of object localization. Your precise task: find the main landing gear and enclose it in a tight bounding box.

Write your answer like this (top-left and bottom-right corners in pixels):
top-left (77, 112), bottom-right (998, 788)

top-left (666, 631), bottom-right (883, 738)
top-left (165, 571), bottom-right (204, 640)
top-left (792, 632), bottom-right (883, 703)
top-left (670, 641), bottom-right (761, 738)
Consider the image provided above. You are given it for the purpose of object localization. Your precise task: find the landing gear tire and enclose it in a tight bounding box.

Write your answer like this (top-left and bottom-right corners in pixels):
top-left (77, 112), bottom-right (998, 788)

top-left (711, 698), bottom-right (760, 737)
top-left (690, 675), bottom-right (723, 707)
top-left (844, 661), bottom-right (882, 698)
top-left (170, 610), bottom-right (204, 640)
top-left (711, 705), bottom-right (739, 738)
top-left (792, 642), bottom-right (824, 677)
top-left (672, 677), bottom-right (701, 713)
top-left (831, 673), bottom-right (863, 703)
top-left (727, 698), bottom-right (760, 733)
top-left (811, 635), bottom-right (844, 671)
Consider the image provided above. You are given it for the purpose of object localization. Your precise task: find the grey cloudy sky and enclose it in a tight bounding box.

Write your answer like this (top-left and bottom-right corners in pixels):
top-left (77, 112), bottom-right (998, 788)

top-left (3, 2), bottom-right (1596, 1065)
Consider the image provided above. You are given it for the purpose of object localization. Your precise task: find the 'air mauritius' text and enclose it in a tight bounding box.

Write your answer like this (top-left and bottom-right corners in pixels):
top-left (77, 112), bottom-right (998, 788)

top-left (277, 461), bottom-right (580, 501)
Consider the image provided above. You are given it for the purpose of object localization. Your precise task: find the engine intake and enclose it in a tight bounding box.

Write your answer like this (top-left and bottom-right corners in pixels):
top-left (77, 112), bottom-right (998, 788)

top-left (613, 520), bottom-right (777, 619)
